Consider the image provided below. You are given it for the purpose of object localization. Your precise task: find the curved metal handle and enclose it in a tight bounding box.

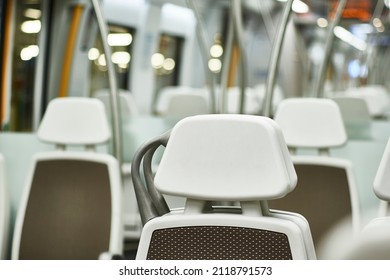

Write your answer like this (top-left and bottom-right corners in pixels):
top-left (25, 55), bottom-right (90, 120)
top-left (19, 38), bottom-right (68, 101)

top-left (131, 130), bottom-right (171, 225)
top-left (186, 0), bottom-right (217, 113)
top-left (91, 0), bottom-right (123, 167)
top-left (143, 142), bottom-right (170, 216)
top-left (262, 0), bottom-right (293, 117)
top-left (314, 0), bottom-right (347, 98)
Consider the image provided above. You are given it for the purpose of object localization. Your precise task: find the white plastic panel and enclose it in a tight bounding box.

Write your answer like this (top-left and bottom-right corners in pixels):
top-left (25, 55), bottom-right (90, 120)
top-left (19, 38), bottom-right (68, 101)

top-left (95, 89), bottom-right (139, 119)
top-left (154, 114), bottom-right (297, 200)
top-left (331, 96), bottom-right (371, 123)
top-left (37, 97), bottom-right (111, 145)
top-left (345, 85), bottom-right (390, 118)
top-left (274, 98), bottom-right (347, 148)
top-left (156, 86), bottom-right (210, 118)
top-left (373, 138), bottom-right (390, 201)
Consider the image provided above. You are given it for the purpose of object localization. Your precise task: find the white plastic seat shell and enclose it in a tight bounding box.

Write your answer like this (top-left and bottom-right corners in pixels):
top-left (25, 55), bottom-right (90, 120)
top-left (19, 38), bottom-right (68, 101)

top-left (135, 114), bottom-right (314, 260)
top-left (37, 97), bottom-right (111, 145)
top-left (373, 137), bottom-right (390, 201)
top-left (274, 98), bottom-right (347, 148)
top-left (12, 97), bottom-right (123, 260)
top-left (154, 115), bottom-right (297, 201)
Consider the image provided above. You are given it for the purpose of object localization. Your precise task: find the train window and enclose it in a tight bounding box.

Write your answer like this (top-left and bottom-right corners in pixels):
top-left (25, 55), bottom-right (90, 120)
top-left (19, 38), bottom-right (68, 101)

top-left (89, 24), bottom-right (135, 95)
top-left (151, 33), bottom-right (183, 111)
top-left (8, 0), bottom-right (43, 131)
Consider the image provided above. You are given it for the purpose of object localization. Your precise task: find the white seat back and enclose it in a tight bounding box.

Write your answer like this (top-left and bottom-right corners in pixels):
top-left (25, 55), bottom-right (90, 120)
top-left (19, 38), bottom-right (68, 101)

top-left (155, 114), bottom-right (297, 201)
top-left (343, 137), bottom-right (390, 259)
top-left (95, 89), bottom-right (138, 120)
top-left (272, 98), bottom-right (360, 258)
top-left (156, 86), bottom-right (210, 118)
top-left (274, 98), bottom-right (347, 150)
top-left (345, 85), bottom-right (390, 118)
top-left (38, 97), bottom-right (111, 146)
top-left (222, 87), bottom-right (260, 114)
top-left (12, 97), bottom-right (122, 259)
top-left (136, 114), bottom-right (313, 260)
top-left (331, 96), bottom-right (371, 123)
top-left (374, 137), bottom-right (390, 202)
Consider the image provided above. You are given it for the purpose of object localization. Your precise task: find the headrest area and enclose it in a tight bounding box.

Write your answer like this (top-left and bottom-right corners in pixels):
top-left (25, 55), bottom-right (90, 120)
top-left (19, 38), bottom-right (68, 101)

top-left (37, 97), bottom-right (111, 146)
top-left (154, 114), bottom-right (297, 201)
top-left (274, 98), bottom-right (347, 149)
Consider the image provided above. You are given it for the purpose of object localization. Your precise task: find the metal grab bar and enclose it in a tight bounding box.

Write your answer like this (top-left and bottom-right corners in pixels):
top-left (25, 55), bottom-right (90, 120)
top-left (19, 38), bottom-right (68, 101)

top-left (186, 0), bottom-right (217, 114)
top-left (91, 0), bottom-right (123, 167)
top-left (314, 0), bottom-right (347, 98)
top-left (143, 143), bottom-right (170, 216)
top-left (131, 130), bottom-right (171, 225)
top-left (262, 0), bottom-right (293, 117)
top-left (232, 0), bottom-right (248, 114)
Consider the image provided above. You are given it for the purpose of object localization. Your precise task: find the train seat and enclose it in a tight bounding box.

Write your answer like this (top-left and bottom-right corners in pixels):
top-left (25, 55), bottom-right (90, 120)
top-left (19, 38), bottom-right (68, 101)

top-left (333, 85), bottom-right (390, 118)
top-left (95, 89), bottom-right (139, 121)
top-left (272, 98), bottom-right (361, 259)
top-left (11, 97), bottom-right (123, 259)
top-left (134, 114), bottom-right (315, 259)
top-left (331, 96), bottom-right (371, 124)
top-left (155, 86), bottom-right (210, 118)
top-left (342, 137), bottom-right (390, 259)
top-left (222, 87), bottom-right (260, 114)
top-left (0, 154), bottom-right (9, 259)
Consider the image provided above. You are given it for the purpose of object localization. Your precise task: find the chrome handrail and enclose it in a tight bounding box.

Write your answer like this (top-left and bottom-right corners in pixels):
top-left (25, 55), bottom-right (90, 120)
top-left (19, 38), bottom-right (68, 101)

top-left (91, 0), bottom-right (123, 167)
top-left (262, 0), bottom-right (293, 117)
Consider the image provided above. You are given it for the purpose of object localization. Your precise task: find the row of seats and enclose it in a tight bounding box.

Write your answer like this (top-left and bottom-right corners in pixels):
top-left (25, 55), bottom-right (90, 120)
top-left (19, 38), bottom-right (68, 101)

top-left (0, 95), bottom-right (389, 259)
top-left (154, 84), bottom-right (284, 117)
top-left (131, 98), bottom-right (364, 259)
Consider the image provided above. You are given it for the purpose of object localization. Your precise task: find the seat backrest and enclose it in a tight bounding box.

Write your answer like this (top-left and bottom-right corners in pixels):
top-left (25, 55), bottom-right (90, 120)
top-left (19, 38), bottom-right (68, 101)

top-left (155, 115), bottom-right (297, 201)
top-left (12, 97), bottom-right (122, 260)
top-left (95, 89), bottom-right (138, 121)
top-left (272, 98), bottom-right (360, 257)
top-left (331, 96), bottom-right (371, 124)
top-left (274, 98), bottom-right (347, 151)
top-left (135, 115), bottom-right (313, 260)
top-left (221, 87), bottom-right (260, 115)
top-left (345, 85), bottom-right (390, 118)
top-left (373, 137), bottom-right (390, 206)
top-left (0, 154), bottom-right (9, 259)
top-left (155, 86), bottom-right (210, 118)
top-left (342, 137), bottom-right (390, 259)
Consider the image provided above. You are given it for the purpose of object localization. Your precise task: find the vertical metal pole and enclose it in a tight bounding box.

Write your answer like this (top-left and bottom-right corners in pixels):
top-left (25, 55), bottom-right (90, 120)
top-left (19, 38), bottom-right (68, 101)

top-left (186, 0), bottom-right (216, 113)
top-left (220, 11), bottom-right (234, 114)
top-left (91, 0), bottom-right (123, 168)
top-left (366, 0), bottom-right (385, 84)
top-left (232, 0), bottom-right (247, 114)
top-left (262, 0), bottom-right (293, 117)
top-left (314, 0), bottom-right (347, 98)
top-left (257, 0), bottom-right (276, 41)
top-left (371, 0), bottom-right (385, 25)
